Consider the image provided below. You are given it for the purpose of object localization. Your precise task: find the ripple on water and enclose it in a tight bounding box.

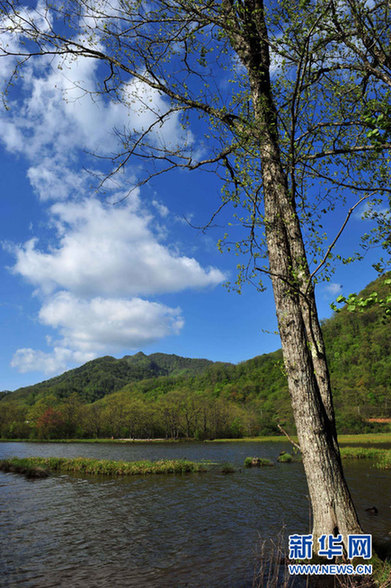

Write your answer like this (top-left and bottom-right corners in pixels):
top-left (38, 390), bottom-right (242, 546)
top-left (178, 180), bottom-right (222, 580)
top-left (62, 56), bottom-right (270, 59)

top-left (0, 441), bottom-right (390, 587)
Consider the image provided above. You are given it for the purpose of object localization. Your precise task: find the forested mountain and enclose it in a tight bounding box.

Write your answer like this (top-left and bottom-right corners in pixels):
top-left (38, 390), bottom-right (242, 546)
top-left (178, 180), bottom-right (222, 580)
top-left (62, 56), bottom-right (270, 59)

top-left (1, 274), bottom-right (390, 439)
top-left (323, 275), bottom-right (391, 421)
top-left (5, 352), bottom-right (216, 404)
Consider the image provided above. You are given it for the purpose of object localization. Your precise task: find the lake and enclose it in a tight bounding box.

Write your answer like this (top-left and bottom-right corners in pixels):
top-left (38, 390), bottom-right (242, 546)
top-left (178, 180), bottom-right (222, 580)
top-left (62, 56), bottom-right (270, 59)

top-left (0, 441), bottom-right (390, 587)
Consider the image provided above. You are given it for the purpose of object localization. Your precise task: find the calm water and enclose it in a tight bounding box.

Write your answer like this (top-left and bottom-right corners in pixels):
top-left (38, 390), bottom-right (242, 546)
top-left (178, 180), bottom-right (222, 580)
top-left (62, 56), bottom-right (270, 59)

top-left (0, 441), bottom-right (390, 587)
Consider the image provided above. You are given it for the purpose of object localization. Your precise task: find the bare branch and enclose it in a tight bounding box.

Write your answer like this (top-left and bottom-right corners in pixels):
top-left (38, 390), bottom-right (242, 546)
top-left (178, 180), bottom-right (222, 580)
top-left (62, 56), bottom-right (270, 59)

top-left (308, 193), bottom-right (373, 287)
top-left (277, 424), bottom-right (301, 452)
top-left (304, 142), bottom-right (391, 161)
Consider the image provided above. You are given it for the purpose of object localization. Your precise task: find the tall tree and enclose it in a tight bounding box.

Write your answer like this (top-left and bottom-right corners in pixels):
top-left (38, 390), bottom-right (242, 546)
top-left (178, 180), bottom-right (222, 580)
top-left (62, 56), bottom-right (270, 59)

top-left (1, 0), bottom-right (390, 551)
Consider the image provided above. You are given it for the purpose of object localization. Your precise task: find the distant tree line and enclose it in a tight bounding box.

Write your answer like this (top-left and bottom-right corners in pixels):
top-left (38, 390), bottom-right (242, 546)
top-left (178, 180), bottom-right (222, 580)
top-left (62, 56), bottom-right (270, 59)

top-left (0, 390), bottom-right (279, 440)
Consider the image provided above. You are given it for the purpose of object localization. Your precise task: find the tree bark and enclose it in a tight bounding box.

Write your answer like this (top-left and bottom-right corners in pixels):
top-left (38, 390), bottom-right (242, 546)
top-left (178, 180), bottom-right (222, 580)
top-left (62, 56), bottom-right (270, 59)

top-left (261, 133), bottom-right (363, 544)
top-left (225, 0), bottom-right (363, 548)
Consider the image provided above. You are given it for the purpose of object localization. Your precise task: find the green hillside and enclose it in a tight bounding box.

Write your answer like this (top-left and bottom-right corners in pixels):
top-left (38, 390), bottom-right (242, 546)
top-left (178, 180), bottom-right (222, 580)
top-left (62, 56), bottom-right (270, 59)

top-left (0, 274), bottom-right (390, 440)
top-left (324, 274), bottom-right (391, 425)
top-left (5, 352), bottom-right (216, 404)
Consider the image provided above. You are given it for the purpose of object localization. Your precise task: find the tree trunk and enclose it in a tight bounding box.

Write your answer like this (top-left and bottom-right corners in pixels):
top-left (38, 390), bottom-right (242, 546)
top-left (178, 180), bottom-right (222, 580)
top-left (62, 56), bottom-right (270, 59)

top-left (263, 159), bottom-right (363, 543)
top-left (225, 0), bottom-right (363, 548)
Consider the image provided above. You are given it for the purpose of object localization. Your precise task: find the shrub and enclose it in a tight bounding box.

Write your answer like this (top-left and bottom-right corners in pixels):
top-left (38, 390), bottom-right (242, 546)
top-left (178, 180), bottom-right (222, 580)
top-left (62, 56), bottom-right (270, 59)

top-left (221, 463), bottom-right (235, 474)
top-left (277, 452), bottom-right (293, 463)
top-left (244, 457), bottom-right (274, 467)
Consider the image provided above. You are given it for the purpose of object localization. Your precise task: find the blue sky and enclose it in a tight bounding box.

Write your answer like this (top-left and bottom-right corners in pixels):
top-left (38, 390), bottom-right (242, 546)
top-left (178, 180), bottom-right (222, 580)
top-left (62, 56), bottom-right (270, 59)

top-left (0, 4), bottom-right (385, 392)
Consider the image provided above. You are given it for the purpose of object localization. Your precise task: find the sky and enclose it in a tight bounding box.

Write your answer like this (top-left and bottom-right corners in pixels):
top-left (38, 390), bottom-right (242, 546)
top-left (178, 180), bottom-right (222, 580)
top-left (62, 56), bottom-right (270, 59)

top-left (0, 3), bottom-right (385, 392)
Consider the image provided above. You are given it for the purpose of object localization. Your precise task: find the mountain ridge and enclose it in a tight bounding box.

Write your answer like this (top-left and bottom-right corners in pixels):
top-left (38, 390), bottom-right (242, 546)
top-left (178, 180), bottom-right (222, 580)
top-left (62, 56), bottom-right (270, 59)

top-left (3, 352), bottom-right (220, 404)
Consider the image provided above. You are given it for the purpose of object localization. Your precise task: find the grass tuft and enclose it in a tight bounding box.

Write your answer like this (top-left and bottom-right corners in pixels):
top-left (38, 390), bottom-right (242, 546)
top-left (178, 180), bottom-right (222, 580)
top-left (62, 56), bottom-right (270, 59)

top-left (277, 452), bottom-right (293, 463)
top-left (340, 446), bottom-right (391, 469)
top-left (244, 457), bottom-right (274, 467)
top-left (0, 457), bottom-right (207, 477)
top-left (220, 463), bottom-right (236, 474)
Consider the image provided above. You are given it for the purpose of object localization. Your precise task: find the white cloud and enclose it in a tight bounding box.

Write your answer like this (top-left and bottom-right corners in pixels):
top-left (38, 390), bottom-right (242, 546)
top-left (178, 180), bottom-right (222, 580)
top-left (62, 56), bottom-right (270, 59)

top-left (1, 6), bottom-right (216, 376)
top-left (0, 43), bottom-right (192, 202)
top-left (0, 55), bottom-right (127, 160)
top-left (12, 197), bottom-right (224, 296)
top-left (11, 346), bottom-right (94, 375)
top-left (27, 160), bottom-right (89, 201)
top-left (323, 282), bottom-right (343, 296)
top-left (354, 201), bottom-right (390, 221)
top-left (0, 1), bottom-right (52, 83)
top-left (152, 199), bottom-right (169, 218)
top-left (80, 0), bottom-right (123, 32)
top-left (11, 294), bottom-right (184, 375)
top-left (8, 196), bottom-right (224, 374)
top-left (39, 292), bottom-right (183, 351)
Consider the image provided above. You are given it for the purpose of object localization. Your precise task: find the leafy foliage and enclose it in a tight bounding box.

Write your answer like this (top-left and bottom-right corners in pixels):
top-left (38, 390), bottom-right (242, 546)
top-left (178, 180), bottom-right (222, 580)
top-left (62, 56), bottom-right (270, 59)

top-left (323, 273), bottom-right (391, 423)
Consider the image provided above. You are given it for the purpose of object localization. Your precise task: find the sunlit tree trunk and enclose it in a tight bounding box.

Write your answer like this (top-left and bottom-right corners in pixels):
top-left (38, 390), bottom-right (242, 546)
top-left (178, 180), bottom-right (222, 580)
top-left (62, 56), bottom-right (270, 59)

top-left (224, 0), bottom-right (363, 547)
top-left (260, 130), bottom-right (362, 543)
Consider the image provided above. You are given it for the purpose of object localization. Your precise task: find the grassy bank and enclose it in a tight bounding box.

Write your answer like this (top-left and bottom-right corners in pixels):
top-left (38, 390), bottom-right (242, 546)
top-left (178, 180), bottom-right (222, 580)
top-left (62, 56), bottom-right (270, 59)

top-left (208, 432), bottom-right (391, 444)
top-left (1, 435), bottom-right (295, 443)
top-left (206, 435), bottom-right (291, 443)
top-left (0, 438), bottom-right (179, 443)
top-left (340, 446), bottom-right (391, 469)
top-left (338, 432), bottom-right (391, 445)
top-left (2, 432), bottom-right (391, 445)
top-left (0, 457), bottom-right (207, 477)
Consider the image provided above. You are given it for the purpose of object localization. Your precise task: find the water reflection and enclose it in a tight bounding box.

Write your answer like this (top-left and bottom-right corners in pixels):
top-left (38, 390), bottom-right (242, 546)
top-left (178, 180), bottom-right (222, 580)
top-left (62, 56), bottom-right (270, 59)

top-left (0, 442), bottom-right (390, 587)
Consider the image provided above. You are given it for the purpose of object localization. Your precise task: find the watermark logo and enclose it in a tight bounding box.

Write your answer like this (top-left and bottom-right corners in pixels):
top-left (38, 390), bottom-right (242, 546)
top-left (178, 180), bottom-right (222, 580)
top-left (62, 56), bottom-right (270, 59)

top-left (288, 534), bottom-right (372, 576)
top-left (289, 534), bottom-right (314, 560)
top-left (318, 534), bottom-right (344, 559)
top-left (348, 535), bottom-right (372, 559)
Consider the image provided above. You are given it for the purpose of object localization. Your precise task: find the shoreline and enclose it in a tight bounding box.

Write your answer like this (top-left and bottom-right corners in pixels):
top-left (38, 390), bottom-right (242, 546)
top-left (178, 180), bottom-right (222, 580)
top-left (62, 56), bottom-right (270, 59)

top-left (1, 432), bottom-right (391, 444)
